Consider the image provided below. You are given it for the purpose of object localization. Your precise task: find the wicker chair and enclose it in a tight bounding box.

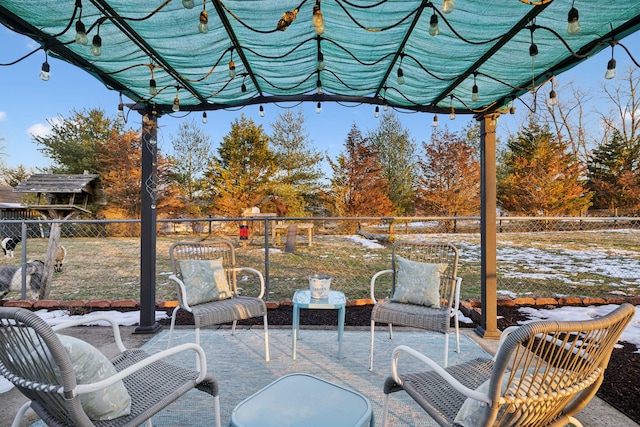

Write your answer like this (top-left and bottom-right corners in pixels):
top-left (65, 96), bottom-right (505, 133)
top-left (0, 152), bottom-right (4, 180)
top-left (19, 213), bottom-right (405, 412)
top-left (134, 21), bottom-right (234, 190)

top-left (168, 239), bottom-right (270, 361)
top-left (381, 303), bottom-right (635, 427)
top-left (0, 307), bottom-right (221, 427)
top-left (370, 241), bottom-right (461, 370)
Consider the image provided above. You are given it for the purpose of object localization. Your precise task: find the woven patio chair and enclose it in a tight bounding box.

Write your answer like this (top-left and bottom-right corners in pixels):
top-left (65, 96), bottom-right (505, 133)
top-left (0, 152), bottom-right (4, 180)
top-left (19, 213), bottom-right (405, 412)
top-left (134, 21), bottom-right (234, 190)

top-left (168, 239), bottom-right (270, 361)
top-left (0, 307), bottom-right (221, 427)
top-left (381, 303), bottom-right (635, 427)
top-left (370, 241), bottom-right (461, 370)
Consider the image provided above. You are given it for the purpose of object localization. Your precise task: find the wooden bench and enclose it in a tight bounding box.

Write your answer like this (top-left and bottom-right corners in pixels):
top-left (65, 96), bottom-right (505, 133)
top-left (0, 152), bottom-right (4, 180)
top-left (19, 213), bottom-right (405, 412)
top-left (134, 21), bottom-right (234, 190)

top-left (272, 223), bottom-right (314, 246)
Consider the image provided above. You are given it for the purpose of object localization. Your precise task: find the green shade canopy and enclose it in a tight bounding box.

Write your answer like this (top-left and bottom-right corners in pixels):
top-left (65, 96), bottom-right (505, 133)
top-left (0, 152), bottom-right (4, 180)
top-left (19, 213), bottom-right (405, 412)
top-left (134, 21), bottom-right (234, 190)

top-left (1, 0), bottom-right (639, 116)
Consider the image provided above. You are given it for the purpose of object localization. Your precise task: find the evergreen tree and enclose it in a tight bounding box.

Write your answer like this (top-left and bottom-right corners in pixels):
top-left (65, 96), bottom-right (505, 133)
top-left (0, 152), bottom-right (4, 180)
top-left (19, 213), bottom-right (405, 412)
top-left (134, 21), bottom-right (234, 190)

top-left (206, 114), bottom-right (277, 217)
top-left (167, 119), bottom-right (213, 216)
top-left (327, 123), bottom-right (393, 220)
top-left (498, 118), bottom-right (591, 215)
top-left (416, 127), bottom-right (480, 216)
top-left (368, 111), bottom-right (416, 215)
top-left (269, 109), bottom-right (324, 216)
top-left (588, 129), bottom-right (640, 211)
top-left (32, 108), bottom-right (120, 174)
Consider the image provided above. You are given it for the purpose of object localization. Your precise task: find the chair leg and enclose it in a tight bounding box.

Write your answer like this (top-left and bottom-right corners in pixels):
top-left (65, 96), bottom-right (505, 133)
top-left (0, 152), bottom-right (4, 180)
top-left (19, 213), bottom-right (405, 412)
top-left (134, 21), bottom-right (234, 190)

top-left (11, 401), bottom-right (32, 427)
top-left (232, 320), bottom-right (238, 335)
top-left (214, 394), bottom-right (222, 427)
top-left (454, 314), bottom-right (461, 354)
top-left (167, 306), bottom-right (179, 348)
top-left (263, 314), bottom-right (270, 362)
top-left (388, 323), bottom-right (393, 339)
top-left (381, 392), bottom-right (390, 427)
top-left (195, 327), bottom-right (201, 346)
top-left (369, 319), bottom-right (376, 371)
top-left (443, 333), bottom-right (449, 368)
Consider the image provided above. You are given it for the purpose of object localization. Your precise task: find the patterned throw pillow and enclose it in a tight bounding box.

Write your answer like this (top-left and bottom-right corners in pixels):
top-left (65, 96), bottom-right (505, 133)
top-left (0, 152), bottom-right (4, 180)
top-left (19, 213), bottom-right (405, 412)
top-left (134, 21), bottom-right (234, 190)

top-left (179, 258), bottom-right (232, 305)
top-left (391, 256), bottom-right (447, 307)
top-left (50, 334), bottom-right (132, 421)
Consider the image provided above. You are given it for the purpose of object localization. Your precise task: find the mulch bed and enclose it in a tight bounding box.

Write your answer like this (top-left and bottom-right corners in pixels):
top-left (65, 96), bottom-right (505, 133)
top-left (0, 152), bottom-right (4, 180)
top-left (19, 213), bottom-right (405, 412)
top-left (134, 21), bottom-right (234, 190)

top-left (160, 304), bottom-right (640, 424)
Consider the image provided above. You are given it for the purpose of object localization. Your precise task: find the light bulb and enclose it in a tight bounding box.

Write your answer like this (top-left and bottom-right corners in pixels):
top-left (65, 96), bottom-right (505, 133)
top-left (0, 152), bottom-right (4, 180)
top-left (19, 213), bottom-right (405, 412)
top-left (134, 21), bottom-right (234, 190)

top-left (471, 84), bottom-right (479, 102)
top-left (605, 58), bottom-right (616, 79)
top-left (259, 105), bottom-right (265, 117)
top-left (432, 115), bottom-right (438, 127)
top-left (90, 34), bottom-right (102, 56)
top-left (75, 20), bottom-right (88, 45)
top-left (202, 112), bottom-right (207, 124)
top-left (442, 0), bottom-right (454, 14)
top-left (241, 82), bottom-right (247, 92)
top-left (316, 78), bottom-right (323, 95)
top-left (429, 13), bottom-right (439, 36)
top-left (229, 61), bottom-right (236, 79)
top-left (39, 61), bottom-right (50, 81)
top-left (149, 79), bottom-right (157, 96)
top-left (567, 7), bottom-right (580, 35)
top-left (313, 1), bottom-right (324, 35)
top-left (449, 106), bottom-right (456, 120)
top-left (374, 106), bottom-right (380, 118)
top-left (317, 52), bottom-right (325, 71)
top-left (397, 68), bottom-right (405, 85)
top-left (529, 42), bottom-right (538, 57)
top-left (316, 102), bottom-right (322, 114)
top-left (172, 96), bottom-right (180, 112)
top-left (199, 10), bottom-right (209, 33)
top-left (182, 0), bottom-right (195, 9)
top-left (549, 89), bottom-right (557, 106)
top-left (117, 103), bottom-right (124, 118)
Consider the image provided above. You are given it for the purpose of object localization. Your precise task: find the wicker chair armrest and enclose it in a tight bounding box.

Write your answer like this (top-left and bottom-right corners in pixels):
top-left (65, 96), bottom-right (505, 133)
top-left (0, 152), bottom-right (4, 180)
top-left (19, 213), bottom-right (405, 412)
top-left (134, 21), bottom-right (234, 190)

top-left (391, 345), bottom-right (491, 404)
top-left (231, 267), bottom-right (265, 299)
top-left (51, 314), bottom-right (127, 353)
top-left (168, 274), bottom-right (193, 311)
top-left (370, 269), bottom-right (393, 303)
top-left (493, 326), bottom-right (520, 361)
top-left (75, 343), bottom-right (208, 395)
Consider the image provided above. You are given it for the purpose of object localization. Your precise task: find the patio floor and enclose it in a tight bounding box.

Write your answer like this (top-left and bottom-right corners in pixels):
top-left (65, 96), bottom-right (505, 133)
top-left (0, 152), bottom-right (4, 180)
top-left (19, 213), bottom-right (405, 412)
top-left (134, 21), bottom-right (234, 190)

top-left (3, 325), bottom-right (636, 426)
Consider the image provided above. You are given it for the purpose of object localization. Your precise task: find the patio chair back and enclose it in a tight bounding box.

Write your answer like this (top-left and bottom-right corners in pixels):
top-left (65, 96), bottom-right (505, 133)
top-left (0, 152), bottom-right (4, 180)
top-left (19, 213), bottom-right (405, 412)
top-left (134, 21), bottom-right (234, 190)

top-left (484, 303), bottom-right (635, 426)
top-left (0, 307), bottom-right (91, 425)
top-left (390, 241), bottom-right (459, 308)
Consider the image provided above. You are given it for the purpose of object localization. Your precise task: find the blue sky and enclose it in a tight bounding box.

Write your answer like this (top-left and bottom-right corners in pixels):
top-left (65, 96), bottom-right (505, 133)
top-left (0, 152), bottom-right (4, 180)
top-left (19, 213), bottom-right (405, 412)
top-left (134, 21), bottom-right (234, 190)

top-left (1, 25), bottom-right (639, 173)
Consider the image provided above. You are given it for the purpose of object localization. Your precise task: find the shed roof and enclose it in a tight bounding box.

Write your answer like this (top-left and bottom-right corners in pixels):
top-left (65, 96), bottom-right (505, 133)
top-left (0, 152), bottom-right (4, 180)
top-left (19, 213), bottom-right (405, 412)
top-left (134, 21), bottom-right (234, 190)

top-left (13, 173), bottom-right (102, 196)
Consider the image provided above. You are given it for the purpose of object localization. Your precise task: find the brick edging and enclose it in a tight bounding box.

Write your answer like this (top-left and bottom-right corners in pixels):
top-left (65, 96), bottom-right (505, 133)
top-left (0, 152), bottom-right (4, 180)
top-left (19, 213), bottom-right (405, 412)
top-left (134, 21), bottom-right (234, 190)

top-left (1, 296), bottom-right (637, 312)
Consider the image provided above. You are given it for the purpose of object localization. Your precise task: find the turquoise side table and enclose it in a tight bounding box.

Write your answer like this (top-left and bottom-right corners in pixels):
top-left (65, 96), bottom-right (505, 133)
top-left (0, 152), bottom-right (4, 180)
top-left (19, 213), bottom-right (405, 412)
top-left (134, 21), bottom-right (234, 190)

top-left (292, 289), bottom-right (346, 359)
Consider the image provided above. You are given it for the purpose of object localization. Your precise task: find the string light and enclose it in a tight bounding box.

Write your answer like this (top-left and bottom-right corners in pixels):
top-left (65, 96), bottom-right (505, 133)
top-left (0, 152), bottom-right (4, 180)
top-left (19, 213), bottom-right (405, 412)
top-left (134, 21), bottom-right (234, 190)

top-left (182, 0), bottom-right (195, 9)
top-left (529, 28), bottom-right (538, 57)
top-left (90, 34), bottom-right (102, 56)
top-left (442, 0), bottom-right (454, 14)
top-left (39, 51), bottom-right (50, 81)
top-left (429, 12), bottom-right (439, 36)
top-left (199, 8), bottom-right (209, 33)
top-left (397, 68), bottom-right (405, 85)
top-left (605, 44), bottom-right (616, 79)
top-left (172, 87), bottom-right (180, 112)
top-left (277, 9), bottom-right (298, 31)
top-left (313, 0), bottom-right (324, 35)
top-left (567, 2), bottom-right (580, 35)
top-left (317, 51), bottom-right (325, 71)
top-left (316, 102), bottom-right (322, 114)
top-left (229, 60), bottom-right (236, 79)
top-left (202, 112), bottom-right (207, 123)
top-left (432, 115), bottom-right (438, 127)
top-left (316, 77), bottom-right (323, 94)
top-left (471, 73), bottom-right (479, 102)
top-left (259, 105), bottom-right (265, 117)
top-left (449, 95), bottom-right (455, 120)
top-left (374, 105), bottom-right (380, 118)
top-left (149, 78), bottom-right (157, 96)
top-left (548, 77), bottom-right (557, 105)
top-left (75, 20), bottom-right (88, 45)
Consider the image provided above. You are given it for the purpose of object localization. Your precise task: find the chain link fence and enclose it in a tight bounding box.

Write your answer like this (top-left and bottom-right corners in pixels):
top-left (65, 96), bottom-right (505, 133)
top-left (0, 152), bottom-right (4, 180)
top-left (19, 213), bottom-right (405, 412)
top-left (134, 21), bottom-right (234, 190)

top-left (0, 216), bottom-right (638, 303)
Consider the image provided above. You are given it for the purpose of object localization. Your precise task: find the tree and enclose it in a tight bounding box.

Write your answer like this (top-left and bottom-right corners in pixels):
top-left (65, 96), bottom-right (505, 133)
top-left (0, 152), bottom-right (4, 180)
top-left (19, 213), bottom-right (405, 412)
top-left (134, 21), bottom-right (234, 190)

top-left (205, 114), bottom-right (277, 217)
top-left (416, 126), bottom-right (480, 217)
top-left (0, 164), bottom-right (35, 187)
top-left (167, 119), bottom-right (213, 216)
top-left (588, 129), bottom-right (640, 211)
top-left (368, 111), bottom-right (417, 215)
top-left (32, 108), bottom-right (121, 173)
top-left (498, 118), bottom-right (592, 215)
top-left (269, 109), bottom-right (324, 216)
top-left (327, 123), bottom-right (392, 221)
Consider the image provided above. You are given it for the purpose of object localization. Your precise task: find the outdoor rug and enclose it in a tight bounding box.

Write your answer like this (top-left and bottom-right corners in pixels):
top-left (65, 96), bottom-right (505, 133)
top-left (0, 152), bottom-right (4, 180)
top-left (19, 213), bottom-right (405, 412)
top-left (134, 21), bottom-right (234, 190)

top-left (141, 327), bottom-right (491, 426)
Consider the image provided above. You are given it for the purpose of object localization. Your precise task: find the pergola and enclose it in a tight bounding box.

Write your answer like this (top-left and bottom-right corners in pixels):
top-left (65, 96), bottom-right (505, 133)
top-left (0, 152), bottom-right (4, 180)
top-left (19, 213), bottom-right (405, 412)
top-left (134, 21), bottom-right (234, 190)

top-left (1, 0), bottom-right (639, 336)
